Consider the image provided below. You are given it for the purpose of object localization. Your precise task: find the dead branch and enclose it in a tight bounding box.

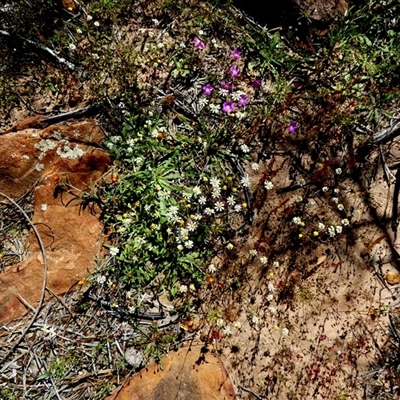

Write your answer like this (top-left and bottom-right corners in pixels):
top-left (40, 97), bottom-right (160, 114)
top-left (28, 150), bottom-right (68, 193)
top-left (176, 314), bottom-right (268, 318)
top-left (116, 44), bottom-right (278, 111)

top-left (372, 120), bottom-right (400, 145)
top-left (238, 385), bottom-right (265, 400)
top-left (39, 104), bottom-right (98, 125)
top-left (0, 29), bottom-right (76, 70)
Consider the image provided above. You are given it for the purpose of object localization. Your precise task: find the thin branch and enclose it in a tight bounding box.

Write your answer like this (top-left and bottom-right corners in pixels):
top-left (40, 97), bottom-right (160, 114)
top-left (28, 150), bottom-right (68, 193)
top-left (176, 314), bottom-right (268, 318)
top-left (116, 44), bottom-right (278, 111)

top-left (45, 287), bottom-right (75, 317)
top-left (0, 191), bottom-right (48, 365)
top-left (238, 385), bottom-right (265, 400)
top-left (40, 104), bottom-right (98, 125)
top-left (0, 30), bottom-right (76, 70)
top-left (372, 120), bottom-right (400, 145)
top-left (16, 295), bottom-right (36, 313)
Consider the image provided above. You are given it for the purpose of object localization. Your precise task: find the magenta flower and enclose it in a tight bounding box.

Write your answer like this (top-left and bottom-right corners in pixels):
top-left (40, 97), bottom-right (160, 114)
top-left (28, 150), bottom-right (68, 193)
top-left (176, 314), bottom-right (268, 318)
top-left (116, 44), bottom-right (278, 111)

top-left (193, 37), bottom-right (205, 50)
top-left (231, 49), bottom-right (241, 59)
top-left (220, 81), bottom-right (232, 91)
top-left (252, 79), bottom-right (262, 89)
top-left (222, 102), bottom-right (235, 113)
top-left (288, 121), bottom-right (298, 133)
top-left (203, 83), bottom-right (214, 96)
top-left (238, 94), bottom-right (248, 107)
top-left (230, 65), bottom-right (240, 78)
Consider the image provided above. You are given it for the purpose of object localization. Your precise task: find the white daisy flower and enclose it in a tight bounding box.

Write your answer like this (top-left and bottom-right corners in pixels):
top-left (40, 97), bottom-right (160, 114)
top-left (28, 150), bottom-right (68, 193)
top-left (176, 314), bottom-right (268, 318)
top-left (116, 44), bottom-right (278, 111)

top-left (241, 174), bottom-right (251, 187)
top-left (198, 196), bottom-right (207, 205)
top-left (234, 204), bottom-right (242, 212)
top-left (109, 246), bottom-right (119, 257)
top-left (264, 181), bottom-right (274, 190)
top-left (214, 201), bottom-right (225, 212)
top-left (223, 325), bottom-right (232, 336)
top-left (193, 186), bottom-right (202, 196)
top-left (227, 196), bottom-right (236, 206)
top-left (292, 216), bottom-right (302, 225)
top-left (210, 177), bottom-right (221, 188)
top-left (184, 240), bottom-right (194, 249)
top-left (260, 256), bottom-right (268, 265)
top-left (209, 104), bottom-right (220, 114)
top-left (179, 285), bottom-right (188, 293)
top-left (208, 264), bottom-right (216, 273)
top-left (240, 144), bottom-right (250, 153)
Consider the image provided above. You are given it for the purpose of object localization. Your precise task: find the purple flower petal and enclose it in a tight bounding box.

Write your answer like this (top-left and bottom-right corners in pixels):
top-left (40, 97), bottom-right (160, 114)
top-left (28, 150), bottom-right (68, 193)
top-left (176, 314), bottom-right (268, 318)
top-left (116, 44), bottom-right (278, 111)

top-left (238, 94), bottom-right (248, 107)
top-left (203, 83), bottom-right (214, 96)
top-left (230, 65), bottom-right (240, 78)
top-left (193, 36), bottom-right (205, 50)
top-left (220, 81), bottom-right (232, 91)
top-left (222, 101), bottom-right (235, 113)
top-left (288, 121), bottom-right (297, 133)
top-left (231, 49), bottom-right (241, 59)
top-left (252, 79), bottom-right (262, 89)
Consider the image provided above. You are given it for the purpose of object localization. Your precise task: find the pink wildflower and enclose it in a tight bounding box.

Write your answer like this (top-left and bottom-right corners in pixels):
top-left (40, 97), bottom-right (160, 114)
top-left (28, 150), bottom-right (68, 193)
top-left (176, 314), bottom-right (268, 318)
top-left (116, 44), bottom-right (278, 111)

top-left (193, 37), bottom-right (205, 50)
top-left (231, 49), bottom-right (241, 59)
top-left (203, 83), bottom-right (213, 95)
top-left (220, 81), bottom-right (232, 91)
top-left (252, 79), bottom-right (262, 89)
top-left (222, 102), bottom-right (235, 113)
top-left (230, 65), bottom-right (240, 77)
top-left (288, 121), bottom-right (297, 133)
top-left (238, 94), bottom-right (248, 107)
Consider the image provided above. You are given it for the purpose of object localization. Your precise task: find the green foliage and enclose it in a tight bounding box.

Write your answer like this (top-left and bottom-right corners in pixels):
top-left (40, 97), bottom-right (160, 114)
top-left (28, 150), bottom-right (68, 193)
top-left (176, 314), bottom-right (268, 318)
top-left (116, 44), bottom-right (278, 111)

top-left (0, 387), bottom-right (18, 400)
top-left (87, 105), bottom-right (250, 301)
top-left (37, 355), bottom-right (78, 380)
top-left (94, 383), bottom-right (116, 400)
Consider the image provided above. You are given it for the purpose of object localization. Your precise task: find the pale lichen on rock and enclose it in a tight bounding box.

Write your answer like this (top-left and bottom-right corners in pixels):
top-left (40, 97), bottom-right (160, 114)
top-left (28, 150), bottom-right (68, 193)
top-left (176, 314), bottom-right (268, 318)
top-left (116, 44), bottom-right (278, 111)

top-left (56, 143), bottom-right (85, 159)
top-left (34, 139), bottom-right (57, 153)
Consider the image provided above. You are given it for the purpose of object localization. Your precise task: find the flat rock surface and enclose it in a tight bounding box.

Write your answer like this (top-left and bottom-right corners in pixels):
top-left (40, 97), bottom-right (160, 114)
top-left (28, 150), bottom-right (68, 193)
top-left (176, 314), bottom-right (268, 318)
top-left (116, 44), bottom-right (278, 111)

top-left (0, 119), bottom-right (110, 325)
top-left (107, 344), bottom-right (237, 400)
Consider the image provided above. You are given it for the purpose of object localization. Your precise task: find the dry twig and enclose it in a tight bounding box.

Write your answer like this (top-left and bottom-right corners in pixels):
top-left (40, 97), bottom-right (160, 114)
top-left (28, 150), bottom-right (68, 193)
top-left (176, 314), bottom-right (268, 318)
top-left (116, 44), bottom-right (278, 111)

top-left (0, 30), bottom-right (76, 70)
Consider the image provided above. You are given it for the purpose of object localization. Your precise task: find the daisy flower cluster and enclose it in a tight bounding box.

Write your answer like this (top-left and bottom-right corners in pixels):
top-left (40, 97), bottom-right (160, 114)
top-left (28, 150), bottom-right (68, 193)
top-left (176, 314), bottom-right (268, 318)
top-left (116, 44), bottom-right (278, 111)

top-left (290, 185), bottom-right (351, 240)
top-left (41, 325), bottom-right (57, 339)
top-left (266, 282), bottom-right (278, 316)
top-left (213, 317), bottom-right (242, 337)
top-left (160, 175), bottom-right (247, 253)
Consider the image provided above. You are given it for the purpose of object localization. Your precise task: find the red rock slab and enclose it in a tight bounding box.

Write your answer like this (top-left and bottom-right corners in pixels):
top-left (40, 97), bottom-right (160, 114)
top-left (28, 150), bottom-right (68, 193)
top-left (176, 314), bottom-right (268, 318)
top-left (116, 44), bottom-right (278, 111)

top-left (0, 120), bottom-right (110, 324)
top-left (107, 344), bottom-right (238, 400)
top-left (2, 115), bottom-right (46, 134)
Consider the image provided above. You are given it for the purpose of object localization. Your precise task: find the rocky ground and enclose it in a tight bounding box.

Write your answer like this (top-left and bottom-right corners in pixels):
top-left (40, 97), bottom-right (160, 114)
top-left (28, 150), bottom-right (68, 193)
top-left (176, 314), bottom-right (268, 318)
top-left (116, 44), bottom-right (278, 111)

top-left (1, 1), bottom-right (400, 399)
